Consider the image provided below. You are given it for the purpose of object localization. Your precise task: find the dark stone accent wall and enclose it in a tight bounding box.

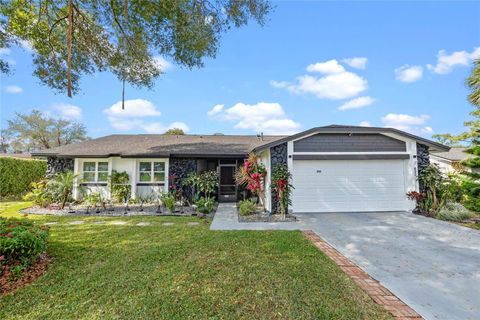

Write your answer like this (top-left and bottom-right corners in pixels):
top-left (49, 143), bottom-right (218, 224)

top-left (46, 156), bottom-right (74, 177)
top-left (270, 143), bottom-right (288, 214)
top-left (416, 143), bottom-right (430, 192)
top-left (294, 133), bottom-right (406, 152)
top-left (168, 157), bottom-right (197, 200)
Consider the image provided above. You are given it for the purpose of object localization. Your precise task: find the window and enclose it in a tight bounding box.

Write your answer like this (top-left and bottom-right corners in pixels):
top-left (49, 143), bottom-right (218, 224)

top-left (82, 161), bottom-right (109, 183)
top-left (139, 161), bottom-right (165, 183)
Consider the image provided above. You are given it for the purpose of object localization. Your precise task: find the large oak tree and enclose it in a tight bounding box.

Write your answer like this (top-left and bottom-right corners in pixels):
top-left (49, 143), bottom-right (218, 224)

top-left (0, 0), bottom-right (271, 100)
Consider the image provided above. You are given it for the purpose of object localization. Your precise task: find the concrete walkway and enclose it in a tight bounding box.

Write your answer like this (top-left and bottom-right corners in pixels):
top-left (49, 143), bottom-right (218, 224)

top-left (211, 203), bottom-right (480, 320)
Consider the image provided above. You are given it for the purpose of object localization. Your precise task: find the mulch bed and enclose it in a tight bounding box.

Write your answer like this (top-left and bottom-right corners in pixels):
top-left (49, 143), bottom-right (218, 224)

top-left (21, 204), bottom-right (216, 217)
top-left (238, 212), bottom-right (297, 223)
top-left (1, 254), bottom-right (52, 295)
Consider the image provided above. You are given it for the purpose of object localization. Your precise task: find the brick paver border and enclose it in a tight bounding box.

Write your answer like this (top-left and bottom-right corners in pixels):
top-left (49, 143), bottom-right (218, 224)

top-left (303, 230), bottom-right (423, 319)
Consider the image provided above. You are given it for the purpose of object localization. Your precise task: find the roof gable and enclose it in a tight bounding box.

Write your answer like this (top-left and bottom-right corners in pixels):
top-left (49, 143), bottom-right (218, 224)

top-left (254, 125), bottom-right (450, 152)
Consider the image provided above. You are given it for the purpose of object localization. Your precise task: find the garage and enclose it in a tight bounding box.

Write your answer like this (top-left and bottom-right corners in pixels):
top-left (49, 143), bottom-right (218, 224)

top-left (291, 159), bottom-right (410, 213)
top-left (252, 125), bottom-right (450, 214)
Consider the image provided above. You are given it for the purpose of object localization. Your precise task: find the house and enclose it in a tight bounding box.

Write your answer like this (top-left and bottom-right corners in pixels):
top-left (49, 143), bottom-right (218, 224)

top-left (32, 125), bottom-right (449, 213)
top-left (430, 147), bottom-right (472, 174)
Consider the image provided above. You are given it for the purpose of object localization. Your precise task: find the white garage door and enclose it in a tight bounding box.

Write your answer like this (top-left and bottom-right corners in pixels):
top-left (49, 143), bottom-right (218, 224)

top-left (292, 160), bottom-right (409, 213)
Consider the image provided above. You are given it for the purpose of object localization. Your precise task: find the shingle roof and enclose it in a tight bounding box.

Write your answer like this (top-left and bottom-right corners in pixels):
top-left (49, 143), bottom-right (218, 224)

top-left (431, 147), bottom-right (472, 161)
top-left (31, 134), bottom-right (286, 158)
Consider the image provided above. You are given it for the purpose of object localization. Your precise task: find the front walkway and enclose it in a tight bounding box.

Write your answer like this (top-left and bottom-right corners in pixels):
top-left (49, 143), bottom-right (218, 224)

top-left (211, 203), bottom-right (480, 320)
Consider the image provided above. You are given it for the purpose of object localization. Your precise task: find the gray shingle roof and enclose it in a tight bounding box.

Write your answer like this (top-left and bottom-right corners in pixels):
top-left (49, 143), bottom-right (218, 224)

top-left (431, 147), bottom-right (472, 161)
top-left (31, 134), bottom-right (286, 158)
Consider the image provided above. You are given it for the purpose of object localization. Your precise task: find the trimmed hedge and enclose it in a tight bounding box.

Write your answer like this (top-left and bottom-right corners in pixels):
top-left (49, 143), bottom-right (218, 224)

top-left (0, 157), bottom-right (47, 198)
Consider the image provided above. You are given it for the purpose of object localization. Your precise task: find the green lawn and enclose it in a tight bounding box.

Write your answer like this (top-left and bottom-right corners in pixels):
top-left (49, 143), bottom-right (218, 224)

top-left (0, 202), bottom-right (391, 320)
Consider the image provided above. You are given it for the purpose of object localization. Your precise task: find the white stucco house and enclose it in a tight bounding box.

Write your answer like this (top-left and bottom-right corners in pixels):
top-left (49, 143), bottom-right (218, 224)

top-left (33, 125), bottom-right (449, 213)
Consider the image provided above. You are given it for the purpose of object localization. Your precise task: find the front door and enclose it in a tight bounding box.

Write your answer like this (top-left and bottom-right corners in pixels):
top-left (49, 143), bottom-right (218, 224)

top-left (219, 165), bottom-right (237, 202)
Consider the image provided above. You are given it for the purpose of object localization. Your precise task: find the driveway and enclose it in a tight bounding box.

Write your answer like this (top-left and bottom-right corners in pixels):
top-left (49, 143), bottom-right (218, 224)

top-left (211, 204), bottom-right (480, 320)
top-left (297, 212), bottom-right (480, 320)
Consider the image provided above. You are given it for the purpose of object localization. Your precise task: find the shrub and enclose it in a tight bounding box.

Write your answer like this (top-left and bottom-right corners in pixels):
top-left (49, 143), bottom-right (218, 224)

top-left (0, 157), bottom-right (47, 198)
top-left (82, 192), bottom-right (103, 207)
top-left (109, 170), bottom-right (131, 203)
top-left (271, 164), bottom-right (293, 218)
top-left (194, 197), bottom-right (216, 214)
top-left (160, 192), bottom-right (176, 212)
top-left (436, 202), bottom-right (477, 222)
top-left (183, 170), bottom-right (219, 201)
top-left (0, 218), bottom-right (49, 277)
top-left (238, 199), bottom-right (257, 216)
top-left (24, 171), bottom-right (76, 208)
top-left (23, 180), bottom-right (53, 207)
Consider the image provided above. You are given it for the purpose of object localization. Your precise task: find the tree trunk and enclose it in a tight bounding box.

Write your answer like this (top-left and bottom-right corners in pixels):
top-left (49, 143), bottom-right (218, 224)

top-left (66, 0), bottom-right (73, 97)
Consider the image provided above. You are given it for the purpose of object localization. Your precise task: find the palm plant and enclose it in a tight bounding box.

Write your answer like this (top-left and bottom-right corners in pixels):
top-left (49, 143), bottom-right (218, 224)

top-left (47, 171), bottom-right (77, 209)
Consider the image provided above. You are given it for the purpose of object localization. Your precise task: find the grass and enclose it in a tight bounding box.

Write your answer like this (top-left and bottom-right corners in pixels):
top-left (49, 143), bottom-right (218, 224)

top-left (459, 222), bottom-right (480, 230)
top-left (0, 202), bottom-right (392, 320)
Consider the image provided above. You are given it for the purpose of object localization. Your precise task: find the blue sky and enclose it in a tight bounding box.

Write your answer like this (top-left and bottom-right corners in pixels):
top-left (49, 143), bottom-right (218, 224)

top-left (1, 1), bottom-right (479, 139)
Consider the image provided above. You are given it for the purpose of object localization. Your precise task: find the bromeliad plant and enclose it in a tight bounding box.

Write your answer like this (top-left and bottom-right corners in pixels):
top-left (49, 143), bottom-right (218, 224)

top-left (271, 164), bottom-right (293, 219)
top-left (235, 153), bottom-right (267, 209)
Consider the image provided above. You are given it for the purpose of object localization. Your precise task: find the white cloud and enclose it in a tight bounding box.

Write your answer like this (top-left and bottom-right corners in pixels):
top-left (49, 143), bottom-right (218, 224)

top-left (207, 104), bottom-right (224, 116)
top-left (18, 40), bottom-right (33, 52)
top-left (359, 121), bottom-right (372, 127)
top-left (4, 85), bottom-right (23, 94)
top-left (422, 126), bottom-right (433, 134)
top-left (427, 47), bottom-right (480, 74)
top-left (381, 113), bottom-right (432, 134)
top-left (104, 99), bottom-right (161, 118)
top-left (271, 60), bottom-right (368, 100)
top-left (153, 56), bottom-right (173, 71)
top-left (208, 102), bottom-right (301, 134)
top-left (143, 121), bottom-right (190, 134)
top-left (306, 60), bottom-right (345, 74)
top-left (343, 57), bottom-right (368, 69)
top-left (288, 72), bottom-right (367, 100)
top-left (51, 103), bottom-right (82, 120)
top-left (0, 48), bottom-right (11, 56)
top-left (338, 96), bottom-right (375, 111)
top-left (104, 99), bottom-right (188, 133)
top-left (269, 80), bottom-right (289, 88)
top-left (395, 65), bottom-right (423, 83)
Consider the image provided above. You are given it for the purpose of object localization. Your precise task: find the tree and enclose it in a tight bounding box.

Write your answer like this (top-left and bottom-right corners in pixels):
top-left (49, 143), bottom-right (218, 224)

top-left (433, 61), bottom-right (480, 147)
top-left (433, 59), bottom-right (480, 211)
top-left (468, 59), bottom-right (480, 107)
top-left (3, 109), bottom-right (89, 152)
top-left (164, 128), bottom-right (185, 135)
top-left (0, 0), bottom-right (271, 100)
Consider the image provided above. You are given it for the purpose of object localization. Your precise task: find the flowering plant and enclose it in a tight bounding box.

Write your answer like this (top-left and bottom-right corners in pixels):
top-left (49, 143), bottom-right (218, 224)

top-left (235, 153), bottom-right (267, 209)
top-left (271, 164), bottom-right (293, 219)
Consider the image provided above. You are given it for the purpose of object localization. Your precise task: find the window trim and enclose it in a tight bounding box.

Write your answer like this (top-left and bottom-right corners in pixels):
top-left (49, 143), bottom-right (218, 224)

top-left (137, 161), bottom-right (166, 184)
top-left (82, 160), bottom-right (109, 183)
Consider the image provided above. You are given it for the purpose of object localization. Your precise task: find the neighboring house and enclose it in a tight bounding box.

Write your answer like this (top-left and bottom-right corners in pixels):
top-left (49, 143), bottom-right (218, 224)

top-left (430, 147), bottom-right (472, 174)
top-left (0, 153), bottom-right (32, 159)
top-left (32, 125), bottom-right (449, 213)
